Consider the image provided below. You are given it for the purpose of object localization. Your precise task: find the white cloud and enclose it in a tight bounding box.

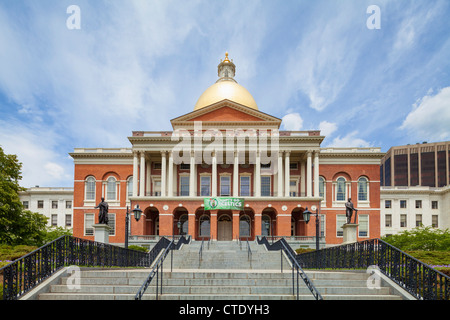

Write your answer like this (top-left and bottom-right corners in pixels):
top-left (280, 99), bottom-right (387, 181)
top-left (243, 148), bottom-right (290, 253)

top-left (319, 121), bottom-right (338, 137)
top-left (281, 113), bottom-right (303, 131)
top-left (400, 87), bottom-right (450, 141)
top-left (328, 131), bottom-right (372, 148)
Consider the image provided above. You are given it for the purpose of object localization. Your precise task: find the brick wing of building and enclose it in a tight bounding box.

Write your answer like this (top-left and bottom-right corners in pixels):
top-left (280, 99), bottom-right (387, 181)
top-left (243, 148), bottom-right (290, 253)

top-left (70, 53), bottom-right (384, 247)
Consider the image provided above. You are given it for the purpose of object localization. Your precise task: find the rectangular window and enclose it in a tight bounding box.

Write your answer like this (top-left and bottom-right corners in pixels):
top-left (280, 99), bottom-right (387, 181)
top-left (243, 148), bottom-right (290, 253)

top-left (261, 176), bottom-right (271, 196)
top-left (200, 176), bottom-right (211, 197)
top-left (52, 201), bottom-right (58, 209)
top-left (415, 200), bottom-right (422, 209)
top-left (180, 164), bottom-right (190, 170)
top-left (107, 214), bottom-right (116, 236)
top-left (180, 176), bottom-right (190, 196)
top-left (385, 214), bottom-right (392, 228)
top-left (400, 214), bottom-right (407, 228)
top-left (23, 201), bottom-right (29, 209)
top-left (290, 162), bottom-right (298, 170)
top-left (416, 214), bottom-right (422, 227)
top-left (432, 201), bottom-right (438, 209)
top-left (65, 214), bottom-right (72, 227)
top-left (66, 201), bottom-right (72, 209)
top-left (336, 215), bottom-right (346, 237)
top-left (51, 214), bottom-right (58, 226)
top-left (37, 200), bottom-right (44, 209)
top-left (358, 215), bottom-right (369, 237)
top-left (289, 180), bottom-right (297, 197)
top-left (220, 176), bottom-right (231, 196)
top-left (153, 179), bottom-right (161, 196)
top-left (85, 213), bottom-right (94, 236)
top-left (240, 176), bottom-right (250, 197)
top-left (385, 200), bottom-right (392, 209)
top-left (400, 200), bottom-right (407, 209)
top-left (432, 215), bottom-right (439, 228)
top-left (153, 163), bottom-right (162, 170)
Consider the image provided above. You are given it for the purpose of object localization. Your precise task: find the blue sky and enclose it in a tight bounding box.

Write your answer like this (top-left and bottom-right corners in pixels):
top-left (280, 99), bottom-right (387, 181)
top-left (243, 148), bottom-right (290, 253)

top-left (0, 0), bottom-right (449, 188)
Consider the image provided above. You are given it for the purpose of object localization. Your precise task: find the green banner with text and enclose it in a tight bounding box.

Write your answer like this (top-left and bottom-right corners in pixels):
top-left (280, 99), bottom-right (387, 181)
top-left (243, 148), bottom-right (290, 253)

top-left (204, 197), bottom-right (244, 210)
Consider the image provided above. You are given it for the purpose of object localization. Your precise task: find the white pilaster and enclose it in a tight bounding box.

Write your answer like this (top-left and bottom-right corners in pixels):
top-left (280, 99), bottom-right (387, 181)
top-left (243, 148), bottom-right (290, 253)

top-left (168, 151), bottom-right (174, 197)
top-left (190, 151), bottom-right (195, 197)
top-left (285, 151), bottom-right (290, 197)
top-left (132, 152), bottom-right (138, 197)
top-left (139, 152), bottom-right (145, 197)
top-left (161, 151), bottom-right (166, 197)
top-left (307, 151), bottom-right (312, 197)
top-left (255, 150), bottom-right (261, 197)
top-left (277, 151), bottom-right (283, 197)
top-left (233, 151), bottom-right (239, 197)
top-left (314, 150), bottom-right (320, 197)
top-left (212, 152), bottom-right (217, 197)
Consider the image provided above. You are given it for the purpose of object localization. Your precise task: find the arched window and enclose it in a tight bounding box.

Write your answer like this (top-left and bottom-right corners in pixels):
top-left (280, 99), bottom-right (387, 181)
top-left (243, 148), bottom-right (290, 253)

top-left (127, 177), bottom-right (133, 199)
top-left (358, 177), bottom-right (368, 201)
top-left (239, 215), bottom-right (251, 238)
top-left (106, 176), bottom-right (117, 200)
top-left (336, 177), bottom-right (346, 201)
top-left (199, 215), bottom-right (210, 237)
top-left (85, 176), bottom-right (95, 200)
top-left (319, 177), bottom-right (325, 199)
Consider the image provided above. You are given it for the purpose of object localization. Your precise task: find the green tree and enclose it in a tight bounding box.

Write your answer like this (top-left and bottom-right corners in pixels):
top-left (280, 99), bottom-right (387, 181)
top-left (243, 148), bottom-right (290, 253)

top-left (382, 226), bottom-right (450, 251)
top-left (0, 146), bottom-right (49, 245)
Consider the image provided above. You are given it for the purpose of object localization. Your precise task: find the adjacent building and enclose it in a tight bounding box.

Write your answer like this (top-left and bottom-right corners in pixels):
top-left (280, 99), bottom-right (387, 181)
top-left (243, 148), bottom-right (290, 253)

top-left (70, 53), bottom-right (384, 247)
top-left (19, 186), bottom-right (74, 228)
top-left (380, 141), bottom-right (450, 236)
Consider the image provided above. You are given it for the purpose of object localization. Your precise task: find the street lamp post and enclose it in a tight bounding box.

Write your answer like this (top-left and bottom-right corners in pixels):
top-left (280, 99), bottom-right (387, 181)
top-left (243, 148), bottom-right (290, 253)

top-left (125, 204), bottom-right (143, 250)
top-left (302, 207), bottom-right (320, 251)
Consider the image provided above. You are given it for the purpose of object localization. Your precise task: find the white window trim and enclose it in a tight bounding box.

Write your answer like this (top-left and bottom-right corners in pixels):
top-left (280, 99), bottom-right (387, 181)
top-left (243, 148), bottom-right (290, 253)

top-left (200, 174), bottom-right (211, 197)
top-left (357, 177), bottom-right (370, 207)
top-left (239, 174), bottom-right (251, 197)
top-left (219, 174), bottom-right (231, 196)
top-left (84, 176), bottom-right (96, 206)
top-left (103, 176), bottom-right (120, 206)
top-left (84, 213), bottom-right (95, 236)
top-left (332, 177), bottom-right (350, 207)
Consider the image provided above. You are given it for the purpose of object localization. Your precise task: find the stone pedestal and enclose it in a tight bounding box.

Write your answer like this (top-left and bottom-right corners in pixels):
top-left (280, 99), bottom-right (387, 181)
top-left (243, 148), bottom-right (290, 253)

top-left (342, 223), bottom-right (359, 245)
top-left (93, 224), bottom-right (111, 244)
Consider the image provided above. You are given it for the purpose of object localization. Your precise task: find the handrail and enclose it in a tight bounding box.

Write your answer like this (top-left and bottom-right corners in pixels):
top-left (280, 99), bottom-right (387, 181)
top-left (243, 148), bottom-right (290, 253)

top-left (0, 235), bottom-right (151, 300)
top-left (257, 236), bottom-right (323, 300)
top-left (246, 239), bottom-right (252, 264)
top-left (296, 238), bottom-right (449, 300)
top-left (135, 235), bottom-right (190, 300)
top-left (199, 239), bottom-right (205, 266)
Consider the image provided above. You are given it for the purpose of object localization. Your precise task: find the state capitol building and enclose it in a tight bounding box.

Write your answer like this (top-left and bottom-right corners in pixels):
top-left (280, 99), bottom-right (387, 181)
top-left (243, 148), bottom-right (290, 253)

top-left (70, 53), bottom-right (384, 247)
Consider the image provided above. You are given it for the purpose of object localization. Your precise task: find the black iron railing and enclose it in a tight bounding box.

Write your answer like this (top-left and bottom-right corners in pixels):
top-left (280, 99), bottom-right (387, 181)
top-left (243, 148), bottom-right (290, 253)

top-left (0, 235), bottom-right (152, 300)
top-left (296, 238), bottom-right (450, 300)
top-left (135, 235), bottom-right (190, 300)
top-left (257, 236), bottom-right (323, 300)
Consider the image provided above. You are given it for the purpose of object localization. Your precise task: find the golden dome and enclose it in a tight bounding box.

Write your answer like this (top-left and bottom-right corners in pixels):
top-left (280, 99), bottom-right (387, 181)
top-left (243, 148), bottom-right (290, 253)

top-left (194, 52), bottom-right (258, 111)
top-left (194, 80), bottom-right (258, 111)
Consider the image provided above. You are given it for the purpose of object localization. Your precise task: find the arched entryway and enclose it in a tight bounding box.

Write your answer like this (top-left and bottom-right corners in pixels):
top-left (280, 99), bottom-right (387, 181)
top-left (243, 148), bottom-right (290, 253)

top-left (144, 207), bottom-right (159, 236)
top-left (196, 208), bottom-right (210, 240)
top-left (261, 207), bottom-right (277, 237)
top-left (173, 207), bottom-right (188, 236)
top-left (291, 207), bottom-right (307, 237)
top-left (239, 208), bottom-right (255, 240)
top-left (217, 211), bottom-right (232, 241)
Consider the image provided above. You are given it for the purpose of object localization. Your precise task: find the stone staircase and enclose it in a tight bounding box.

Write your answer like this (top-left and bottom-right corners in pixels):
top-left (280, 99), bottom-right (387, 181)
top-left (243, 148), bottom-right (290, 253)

top-left (34, 240), bottom-right (407, 300)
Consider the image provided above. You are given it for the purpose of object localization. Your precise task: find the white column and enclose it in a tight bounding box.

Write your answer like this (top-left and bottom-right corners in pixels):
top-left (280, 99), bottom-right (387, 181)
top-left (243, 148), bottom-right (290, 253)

top-left (285, 152), bottom-right (290, 197)
top-left (307, 151), bottom-right (312, 197)
top-left (139, 152), bottom-right (145, 197)
top-left (190, 151), bottom-right (195, 197)
top-left (277, 151), bottom-right (283, 197)
top-left (314, 150), bottom-right (320, 197)
top-left (233, 151), bottom-right (239, 197)
top-left (146, 158), bottom-right (151, 196)
top-left (255, 151), bottom-right (261, 197)
top-left (161, 151), bottom-right (166, 197)
top-left (300, 160), bottom-right (306, 197)
top-left (168, 151), bottom-right (174, 197)
top-left (132, 152), bottom-right (139, 197)
top-left (212, 152), bottom-right (217, 197)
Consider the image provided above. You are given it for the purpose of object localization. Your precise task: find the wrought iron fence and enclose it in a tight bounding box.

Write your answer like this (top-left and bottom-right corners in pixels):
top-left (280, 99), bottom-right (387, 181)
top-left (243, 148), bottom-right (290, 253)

top-left (1, 235), bottom-right (153, 300)
top-left (296, 238), bottom-right (450, 300)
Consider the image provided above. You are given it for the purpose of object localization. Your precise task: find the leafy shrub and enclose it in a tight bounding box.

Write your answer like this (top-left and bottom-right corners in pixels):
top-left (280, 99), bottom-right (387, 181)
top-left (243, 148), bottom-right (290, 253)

top-left (382, 226), bottom-right (450, 251)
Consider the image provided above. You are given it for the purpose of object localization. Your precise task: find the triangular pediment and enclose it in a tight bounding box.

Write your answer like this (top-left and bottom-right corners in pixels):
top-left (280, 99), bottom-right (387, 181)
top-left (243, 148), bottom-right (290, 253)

top-left (171, 100), bottom-right (282, 129)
